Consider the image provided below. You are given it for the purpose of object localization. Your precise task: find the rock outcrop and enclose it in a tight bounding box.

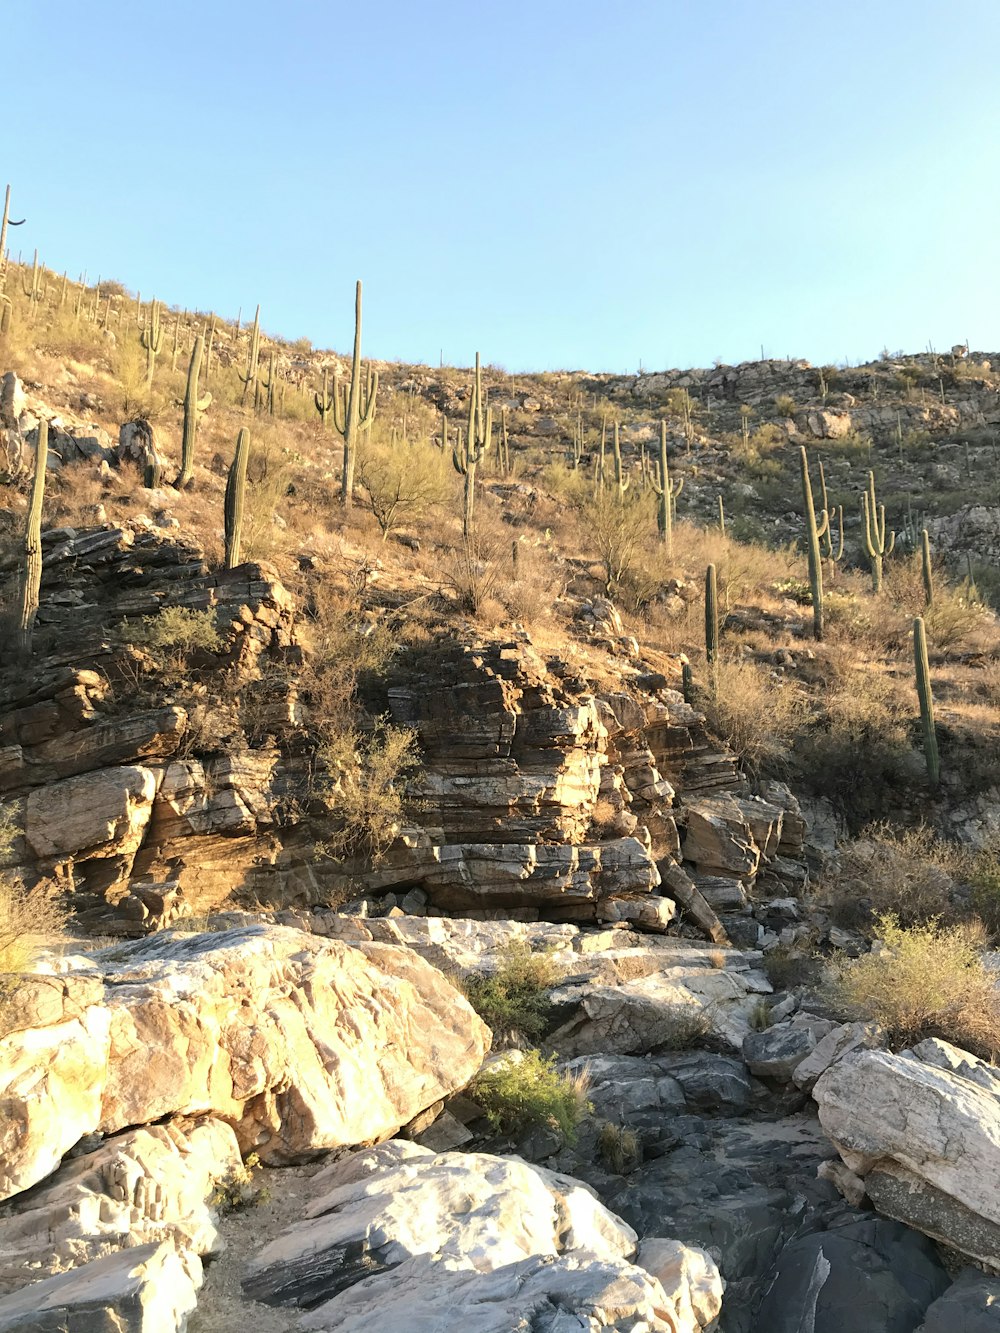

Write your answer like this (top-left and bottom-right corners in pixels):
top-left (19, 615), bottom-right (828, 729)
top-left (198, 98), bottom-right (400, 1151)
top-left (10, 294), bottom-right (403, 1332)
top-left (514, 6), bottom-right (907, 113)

top-left (0, 923), bottom-right (489, 1200)
top-left (813, 1038), bottom-right (1000, 1268)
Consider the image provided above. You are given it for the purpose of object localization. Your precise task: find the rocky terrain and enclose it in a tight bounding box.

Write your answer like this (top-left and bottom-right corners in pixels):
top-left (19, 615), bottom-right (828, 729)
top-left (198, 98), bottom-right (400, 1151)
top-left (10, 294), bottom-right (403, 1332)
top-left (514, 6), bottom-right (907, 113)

top-left (2, 261), bottom-right (1000, 1331)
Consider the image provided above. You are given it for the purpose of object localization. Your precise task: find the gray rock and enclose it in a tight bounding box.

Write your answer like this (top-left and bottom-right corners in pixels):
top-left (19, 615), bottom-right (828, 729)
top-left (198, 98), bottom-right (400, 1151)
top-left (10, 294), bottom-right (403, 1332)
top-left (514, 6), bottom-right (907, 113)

top-left (743, 1024), bottom-right (816, 1080)
top-left (751, 1217), bottom-right (949, 1332)
top-left (917, 1269), bottom-right (1000, 1332)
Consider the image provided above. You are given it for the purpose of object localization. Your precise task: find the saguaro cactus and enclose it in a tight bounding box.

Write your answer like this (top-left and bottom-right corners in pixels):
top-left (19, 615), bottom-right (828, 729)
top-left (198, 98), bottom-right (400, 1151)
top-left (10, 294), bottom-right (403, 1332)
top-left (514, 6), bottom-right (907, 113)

top-left (314, 367), bottom-right (334, 428)
top-left (612, 422), bottom-right (629, 501)
top-left (920, 528), bottom-right (933, 607)
top-left (333, 281), bottom-right (378, 508)
top-left (650, 420), bottom-right (683, 552)
top-left (705, 563), bottom-right (719, 666)
top-left (861, 470), bottom-right (895, 593)
top-left (497, 407), bottom-right (511, 476)
top-left (799, 447), bottom-right (830, 641)
top-left (21, 249), bottom-right (43, 312)
top-left (913, 616), bottom-right (940, 787)
top-left (17, 419), bottom-right (47, 661)
top-left (452, 351), bottom-right (492, 538)
top-left (0, 295), bottom-right (12, 336)
top-left (176, 335), bottom-right (212, 489)
top-left (224, 427), bottom-right (251, 568)
top-left (0, 184), bottom-right (25, 271)
top-left (140, 299), bottom-right (163, 388)
top-left (238, 304), bottom-right (261, 405)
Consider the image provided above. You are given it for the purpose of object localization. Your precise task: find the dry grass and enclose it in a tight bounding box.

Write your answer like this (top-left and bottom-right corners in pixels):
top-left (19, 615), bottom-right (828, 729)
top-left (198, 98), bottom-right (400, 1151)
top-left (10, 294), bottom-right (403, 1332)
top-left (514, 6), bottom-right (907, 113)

top-left (704, 657), bottom-right (807, 779)
top-left (0, 877), bottom-right (65, 977)
top-left (827, 914), bottom-right (1000, 1060)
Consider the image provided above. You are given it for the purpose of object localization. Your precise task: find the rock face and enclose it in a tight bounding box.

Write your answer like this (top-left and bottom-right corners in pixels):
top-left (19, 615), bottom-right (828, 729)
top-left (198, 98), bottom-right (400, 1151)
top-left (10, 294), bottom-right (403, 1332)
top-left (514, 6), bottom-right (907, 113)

top-left (0, 924), bottom-right (489, 1201)
top-left (243, 1139), bottom-right (722, 1332)
top-left (0, 1117), bottom-right (241, 1292)
top-left (813, 1039), bottom-right (1000, 1267)
top-left (0, 1241), bottom-right (202, 1333)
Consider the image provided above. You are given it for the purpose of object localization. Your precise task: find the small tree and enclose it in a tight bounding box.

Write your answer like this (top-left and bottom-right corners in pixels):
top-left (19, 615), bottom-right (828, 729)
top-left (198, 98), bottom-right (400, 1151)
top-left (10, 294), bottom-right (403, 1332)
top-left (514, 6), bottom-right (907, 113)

top-left (356, 439), bottom-right (449, 540)
top-left (585, 490), bottom-right (651, 597)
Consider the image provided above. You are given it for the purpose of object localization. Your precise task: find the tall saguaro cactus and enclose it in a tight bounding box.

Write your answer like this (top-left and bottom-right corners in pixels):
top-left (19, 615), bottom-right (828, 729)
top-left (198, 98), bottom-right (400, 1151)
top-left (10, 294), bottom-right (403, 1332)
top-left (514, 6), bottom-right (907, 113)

top-left (176, 335), bottom-right (212, 489)
top-left (913, 616), bottom-right (940, 787)
top-left (238, 305), bottom-right (261, 406)
top-left (861, 469), bottom-right (895, 593)
top-left (140, 299), bottom-right (163, 388)
top-left (334, 281), bottom-right (378, 508)
top-left (224, 427), bottom-right (251, 568)
top-left (17, 419), bottom-right (48, 661)
top-left (452, 352), bottom-right (492, 538)
top-left (0, 184), bottom-right (25, 272)
top-left (920, 528), bottom-right (933, 607)
top-left (612, 422), bottom-right (629, 501)
top-left (799, 447), bottom-right (830, 641)
top-left (705, 563), bottom-right (719, 692)
top-left (650, 420), bottom-right (682, 552)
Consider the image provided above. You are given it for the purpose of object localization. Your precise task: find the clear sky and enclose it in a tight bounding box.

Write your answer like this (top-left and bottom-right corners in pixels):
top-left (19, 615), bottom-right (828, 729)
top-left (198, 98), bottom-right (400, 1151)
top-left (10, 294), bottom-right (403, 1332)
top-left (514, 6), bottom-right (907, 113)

top-left (4, 1), bottom-right (999, 371)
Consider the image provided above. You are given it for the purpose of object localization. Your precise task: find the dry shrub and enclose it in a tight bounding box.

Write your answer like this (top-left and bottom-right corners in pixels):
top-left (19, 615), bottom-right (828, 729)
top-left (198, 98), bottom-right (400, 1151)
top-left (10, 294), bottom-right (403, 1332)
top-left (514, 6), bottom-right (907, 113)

top-left (794, 666), bottom-right (918, 829)
top-left (886, 556), bottom-right (991, 653)
top-left (704, 658), bottom-right (807, 779)
top-left (597, 1121), bottom-right (642, 1174)
top-left (0, 871), bottom-right (65, 978)
top-left (821, 825), bottom-right (960, 931)
top-left (240, 429), bottom-right (297, 562)
top-left (316, 721), bottom-right (418, 864)
top-left (827, 915), bottom-right (1000, 1060)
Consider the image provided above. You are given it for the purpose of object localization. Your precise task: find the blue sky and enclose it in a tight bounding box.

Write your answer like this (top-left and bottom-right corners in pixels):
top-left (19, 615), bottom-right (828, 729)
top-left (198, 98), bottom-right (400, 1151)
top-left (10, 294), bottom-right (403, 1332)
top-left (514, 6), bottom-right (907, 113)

top-left (4, 1), bottom-right (999, 370)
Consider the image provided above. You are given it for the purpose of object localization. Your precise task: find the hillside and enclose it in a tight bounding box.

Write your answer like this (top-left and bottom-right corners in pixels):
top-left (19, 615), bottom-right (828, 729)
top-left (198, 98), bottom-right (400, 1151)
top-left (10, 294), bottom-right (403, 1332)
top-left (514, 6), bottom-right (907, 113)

top-left (2, 252), bottom-right (1000, 1332)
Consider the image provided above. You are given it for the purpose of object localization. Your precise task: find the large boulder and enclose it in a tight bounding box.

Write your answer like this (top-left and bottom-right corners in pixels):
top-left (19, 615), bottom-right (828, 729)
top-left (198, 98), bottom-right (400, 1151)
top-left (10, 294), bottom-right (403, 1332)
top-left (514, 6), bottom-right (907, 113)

top-left (0, 924), bottom-right (489, 1201)
top-left (244, 1139), bottom-right (721, 1332)
top-left (813, 1039), bottom-right (1000, 1266)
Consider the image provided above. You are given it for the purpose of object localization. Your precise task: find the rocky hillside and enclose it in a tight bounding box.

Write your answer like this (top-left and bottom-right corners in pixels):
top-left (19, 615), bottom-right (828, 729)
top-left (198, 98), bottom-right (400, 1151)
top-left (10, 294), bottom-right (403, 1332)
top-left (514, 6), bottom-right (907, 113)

top-left (2, 257), bottom-right (1000, 1331)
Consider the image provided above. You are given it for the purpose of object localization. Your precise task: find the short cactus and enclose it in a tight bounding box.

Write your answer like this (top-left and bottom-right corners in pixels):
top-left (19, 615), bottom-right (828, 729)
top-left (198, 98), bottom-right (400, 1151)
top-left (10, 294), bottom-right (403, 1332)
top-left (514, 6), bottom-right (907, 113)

top-left (314, 367), bottom-right (334, 428)
top-left (176, 335), bottom-right (212, 489)
top-left (224, 427), bottom-right (251, 568)
top-left (17, 419), bottom-right (47, 661)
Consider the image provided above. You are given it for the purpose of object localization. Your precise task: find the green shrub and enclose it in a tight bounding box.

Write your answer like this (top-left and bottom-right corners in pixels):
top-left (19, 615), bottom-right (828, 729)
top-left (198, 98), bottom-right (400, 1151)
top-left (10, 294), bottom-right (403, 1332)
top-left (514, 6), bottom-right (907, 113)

top-left (126, 606), bottom-right (221, 678)
top-left (462, 941), bottom-right (559, 1047)
top-left (826, 914), bottom-right (1000, 1060)
top-left (470, 1050), bottom-right (591, 1143)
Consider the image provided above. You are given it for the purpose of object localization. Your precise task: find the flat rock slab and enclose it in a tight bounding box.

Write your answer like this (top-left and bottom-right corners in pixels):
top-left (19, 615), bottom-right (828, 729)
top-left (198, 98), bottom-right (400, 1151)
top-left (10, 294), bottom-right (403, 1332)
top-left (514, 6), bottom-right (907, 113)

top-left (0, 1241), bottom-right (201, 1333)
top-left (0, 924), bottom-right (489, 1201)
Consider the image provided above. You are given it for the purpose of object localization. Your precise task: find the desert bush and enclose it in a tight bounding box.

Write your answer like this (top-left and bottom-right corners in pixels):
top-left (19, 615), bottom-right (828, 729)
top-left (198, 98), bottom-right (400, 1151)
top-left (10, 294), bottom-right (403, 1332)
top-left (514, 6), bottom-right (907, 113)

top-left (821, 825), bottom-right (961, 931)
top-left (210, 1152), bottom-right (269, 1215)
top-left (826, 915), bottom-right (1000, 1059)
top-left (470, 1050), bottom-right (592, 1143)
top-left (774, 393), bottom-right (796, 417)
top-left (239, 430), bottom-right (297, 562)
top-left (125, 606), bottom-right (221, 679)
top-left (316, 720), bottom-right (418, 864)
top-left (583, 490), bottom-right (655, 597)
top-left (964, 844), bottom-right (1000, 938)
top-left (597, 1121), bottom-right (642, 1174)
top-left (794, 667), bottom-right (918, 829)
top-left (356, 436), bottom-right (450, 539)
top-left (704, 658), bottom-right (807, 779)
top-left (0, 878), bottom-right (65, 977)
top-left (446, 519), bottom-right (518, 620)
top-left (462, 941), bottom-right (559, 1047)
top-left (761, 942), bottom-right (824, 991)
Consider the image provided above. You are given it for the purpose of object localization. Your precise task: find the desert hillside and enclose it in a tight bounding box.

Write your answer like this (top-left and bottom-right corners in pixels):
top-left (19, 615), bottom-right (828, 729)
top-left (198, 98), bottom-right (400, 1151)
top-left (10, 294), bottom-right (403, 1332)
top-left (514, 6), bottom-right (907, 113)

top-left (2, 247), bottom-right (1000, 1333)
